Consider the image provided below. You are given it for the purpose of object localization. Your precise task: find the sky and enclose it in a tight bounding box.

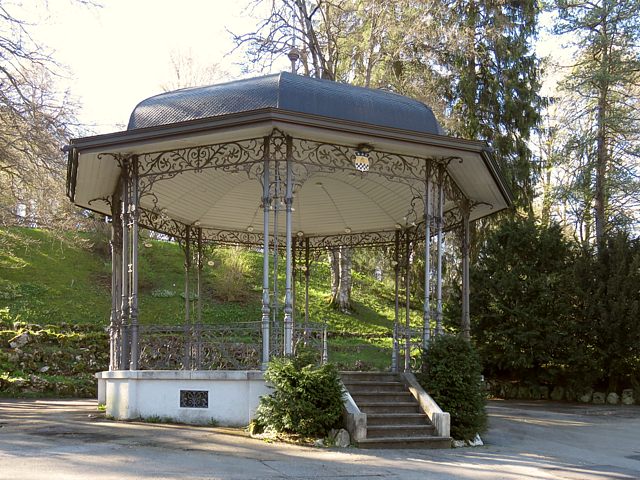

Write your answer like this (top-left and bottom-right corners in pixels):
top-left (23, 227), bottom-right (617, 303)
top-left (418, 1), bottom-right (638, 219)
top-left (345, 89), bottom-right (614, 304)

top-left (23, 0), bottom-right (264, 134)
top-left (19, 1), bottom-right (569, 137)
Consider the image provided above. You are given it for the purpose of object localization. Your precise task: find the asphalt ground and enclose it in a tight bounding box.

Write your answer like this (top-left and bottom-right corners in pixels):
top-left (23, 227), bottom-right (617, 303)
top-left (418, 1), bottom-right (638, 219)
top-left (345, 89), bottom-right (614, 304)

top-left (0, 398), bottom-right (639, 479)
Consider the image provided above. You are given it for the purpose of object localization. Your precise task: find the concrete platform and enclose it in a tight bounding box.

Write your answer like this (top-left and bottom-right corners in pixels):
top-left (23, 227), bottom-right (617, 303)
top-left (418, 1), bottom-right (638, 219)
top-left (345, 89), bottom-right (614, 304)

top-left (0, 398), bottom-right (639, 479)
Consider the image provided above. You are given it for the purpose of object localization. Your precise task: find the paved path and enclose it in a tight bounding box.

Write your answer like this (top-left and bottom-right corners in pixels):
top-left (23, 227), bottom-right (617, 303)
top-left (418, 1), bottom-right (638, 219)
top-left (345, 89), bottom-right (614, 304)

top-left (0, 398), bottom-right (639, 479)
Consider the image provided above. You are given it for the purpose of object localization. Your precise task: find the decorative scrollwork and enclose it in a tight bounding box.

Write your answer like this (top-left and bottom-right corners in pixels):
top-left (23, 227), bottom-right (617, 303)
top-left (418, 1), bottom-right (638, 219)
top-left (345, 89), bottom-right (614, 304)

top-left (132, 321), bottom-right (327, 370)
top-left (200, 228), bottom-right (264, 247)
top-left (307, 229), bottom-right (398, 250)
top-left (138, 207), bottom-right (187, 239)
top-left (291, 137), bottom-right (442, 185)
top-left (107, 130), bottom-right (473, 248)
top-left (87, 195), bottom-right (112, 209)
top-left (136, 137), bottom-right (265, 178)
top-left (180, 390), bottom-right (208, 408)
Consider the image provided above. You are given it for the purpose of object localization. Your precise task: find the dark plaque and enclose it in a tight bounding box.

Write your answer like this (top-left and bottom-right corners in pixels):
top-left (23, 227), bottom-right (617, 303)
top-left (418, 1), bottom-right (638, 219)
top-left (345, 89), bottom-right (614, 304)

top-left (180, 390), bottom-right (208, 408)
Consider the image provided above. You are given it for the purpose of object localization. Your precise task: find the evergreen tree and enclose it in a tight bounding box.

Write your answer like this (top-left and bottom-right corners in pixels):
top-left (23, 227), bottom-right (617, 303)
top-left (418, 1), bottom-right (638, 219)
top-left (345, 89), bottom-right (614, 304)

top-left (574, 233), bottom-right (640, 391)
top-left (552, 0), bottom-right (640, 245)
top-left (435, 0), bottom-right (545, 212)
top-left (471, 216), bottom-right (576, 383)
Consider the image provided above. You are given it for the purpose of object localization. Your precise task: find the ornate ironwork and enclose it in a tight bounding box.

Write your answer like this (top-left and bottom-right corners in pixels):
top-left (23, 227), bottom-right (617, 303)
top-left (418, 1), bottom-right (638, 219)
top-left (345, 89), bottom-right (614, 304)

top-left (307, 229), bottom-right (397, 249)
top-left (105, 131), bottom-right (473, 250)
top-left (133, 322), bottom-right (327, 370)
top-left (136, 138), bottom-right (265, 178)
top-left (291, 138), bottom-right (433, 184)
top-left (180, 390), bottom-right (208, 408)
top-left (138, 207), bottom-right (187, 240)
top-left (88, 195), bottom-right (112, 209)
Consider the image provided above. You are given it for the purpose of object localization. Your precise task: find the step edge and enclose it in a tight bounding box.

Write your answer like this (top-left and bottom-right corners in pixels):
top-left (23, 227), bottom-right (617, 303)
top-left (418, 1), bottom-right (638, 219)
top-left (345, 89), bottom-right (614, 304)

top-left (358, 436), bottom-right (452, 443)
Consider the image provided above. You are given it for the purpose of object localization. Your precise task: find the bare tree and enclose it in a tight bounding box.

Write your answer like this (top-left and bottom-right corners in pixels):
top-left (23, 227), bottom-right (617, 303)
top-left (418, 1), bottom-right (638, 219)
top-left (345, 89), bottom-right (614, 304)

top-left (0, 1), bottom-right (86, 228)
top-left (160, 48), bottom-right (227, 92)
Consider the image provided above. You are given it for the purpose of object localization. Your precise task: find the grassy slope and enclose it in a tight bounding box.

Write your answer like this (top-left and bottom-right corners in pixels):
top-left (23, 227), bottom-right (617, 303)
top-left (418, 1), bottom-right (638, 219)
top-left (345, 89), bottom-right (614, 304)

top-left (1, 227), bottom-right (426, 373)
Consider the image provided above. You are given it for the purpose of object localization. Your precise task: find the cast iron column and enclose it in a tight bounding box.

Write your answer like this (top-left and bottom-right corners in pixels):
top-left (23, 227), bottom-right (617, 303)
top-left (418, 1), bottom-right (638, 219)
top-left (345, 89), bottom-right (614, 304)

top-left (183, 225), bottom-right (191, 369)
top-left (423, 163), bottom-right (432, 351)
top-left (129, 156), bottom-right (140, 370)
top-left (109, 189), bottom-right (122, 370)
top-left (404, 230), bottom-right (412, 373)
top-left (392, 229), bottom-right (400, 373)
top-left (435, 165), bottom-right (444, 337)
top-left (261, 137), bottom-right (271, 368)
top-left (304, 237), bottom-right (310, 334)
top-left (196, 227), bottom-right (203, 368)
top-left (461, 200), bottom-right (471, 341)
top-left (119, 165), bottom-right (130, 369)
top-left (283, 137), bottom-right (294, 356)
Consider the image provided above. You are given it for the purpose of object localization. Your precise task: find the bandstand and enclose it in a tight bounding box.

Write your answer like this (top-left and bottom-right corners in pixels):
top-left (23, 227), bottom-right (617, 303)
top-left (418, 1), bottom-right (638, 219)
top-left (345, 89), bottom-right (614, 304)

top-left (66, 72), bottom-right (511, 426)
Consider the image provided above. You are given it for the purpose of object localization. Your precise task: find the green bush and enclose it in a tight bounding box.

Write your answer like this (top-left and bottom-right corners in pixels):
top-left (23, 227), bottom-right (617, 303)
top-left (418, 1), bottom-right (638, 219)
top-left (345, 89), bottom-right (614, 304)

top-left (417, 335), bottom-right (487, 441)
top-left (252, 351), bottom-right (344, 438)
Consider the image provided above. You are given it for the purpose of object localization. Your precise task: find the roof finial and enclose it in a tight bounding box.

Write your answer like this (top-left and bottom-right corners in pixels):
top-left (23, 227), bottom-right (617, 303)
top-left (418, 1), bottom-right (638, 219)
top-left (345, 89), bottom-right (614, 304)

top-left (288, 48), bottom-right (300, 74)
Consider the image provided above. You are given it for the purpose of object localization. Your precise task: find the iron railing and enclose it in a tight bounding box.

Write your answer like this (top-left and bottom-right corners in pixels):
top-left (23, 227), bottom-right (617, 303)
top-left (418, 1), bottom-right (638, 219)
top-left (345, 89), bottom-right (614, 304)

top-left (124, 321), bottom-right (327, 370)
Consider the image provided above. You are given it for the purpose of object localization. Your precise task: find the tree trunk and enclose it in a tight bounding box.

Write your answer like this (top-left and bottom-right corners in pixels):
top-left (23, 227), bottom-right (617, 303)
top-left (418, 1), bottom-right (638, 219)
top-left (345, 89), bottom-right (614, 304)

top-left (337, 247), bottom-right (352, 312)
top-left (329, 248), bottom-right (340, 299)
top-left (594, 16), bottom-right (610, 249)
top-left (594, 83), bottom-right (608, 248)
top-left (329, 246), bottom-right (352, 312)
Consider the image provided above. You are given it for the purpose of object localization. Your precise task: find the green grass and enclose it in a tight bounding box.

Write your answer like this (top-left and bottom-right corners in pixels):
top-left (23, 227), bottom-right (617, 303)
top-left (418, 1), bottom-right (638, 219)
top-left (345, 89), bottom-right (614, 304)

top-left (1, 227), bottom-right (430, 372)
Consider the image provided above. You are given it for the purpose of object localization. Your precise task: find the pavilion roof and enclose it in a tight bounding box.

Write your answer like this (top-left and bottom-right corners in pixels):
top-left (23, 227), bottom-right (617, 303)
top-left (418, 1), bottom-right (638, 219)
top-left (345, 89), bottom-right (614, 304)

top-left (67, 73), bottom-right (512, 246)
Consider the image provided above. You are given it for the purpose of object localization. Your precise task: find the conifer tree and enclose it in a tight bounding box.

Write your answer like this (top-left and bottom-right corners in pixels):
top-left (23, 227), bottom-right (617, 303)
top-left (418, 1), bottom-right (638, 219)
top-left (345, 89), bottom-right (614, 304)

top-left (552, 0), bottom-right (640, 245)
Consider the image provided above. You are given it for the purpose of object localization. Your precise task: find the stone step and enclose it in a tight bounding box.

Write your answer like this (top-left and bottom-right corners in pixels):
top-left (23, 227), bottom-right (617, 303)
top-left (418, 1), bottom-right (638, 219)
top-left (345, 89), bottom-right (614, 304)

top-left (342, 381), bottom-right (406, 393)
top-left (367, 413), bottom-right (431, 426)
top-left (341, 372), bottom-right (401, 383)
top-left (351, 391), bottom-right (414, 403)
top-left (356, 436), bottom-right (452, 449)
top-left (367, 424), bottom-right (436, 438)
top-left (358, 401), bottom-right (421, 414)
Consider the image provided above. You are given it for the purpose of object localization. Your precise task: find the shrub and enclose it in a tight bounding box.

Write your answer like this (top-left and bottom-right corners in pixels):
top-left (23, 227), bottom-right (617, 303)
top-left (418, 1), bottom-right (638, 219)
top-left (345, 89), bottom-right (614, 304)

top-left (252, 351), bottom-right (344, 438)
top-left (417, 335), bottom-right (487, 441)
top-left (212, 249), bottom-right (251, 302)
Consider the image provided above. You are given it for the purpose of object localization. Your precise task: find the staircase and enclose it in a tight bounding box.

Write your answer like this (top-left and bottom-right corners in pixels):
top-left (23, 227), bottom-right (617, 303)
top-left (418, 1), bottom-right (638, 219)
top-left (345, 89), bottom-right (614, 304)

top-left (341, 371), bottom-right (452, 449)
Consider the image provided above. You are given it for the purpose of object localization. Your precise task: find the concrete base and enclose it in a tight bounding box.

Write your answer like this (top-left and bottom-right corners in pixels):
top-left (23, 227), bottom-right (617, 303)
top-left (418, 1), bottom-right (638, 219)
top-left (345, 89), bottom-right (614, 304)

top-left (95, 370), bottom-right (269, 427)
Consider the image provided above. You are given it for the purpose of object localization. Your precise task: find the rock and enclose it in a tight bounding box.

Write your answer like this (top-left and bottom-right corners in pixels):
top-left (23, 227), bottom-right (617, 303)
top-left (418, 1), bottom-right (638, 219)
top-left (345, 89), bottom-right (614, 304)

top-left (452, 440), bottom-right (466, 448)
top-left (467, 434), bottom-right (484, 447)
top-left (6, 351), bottom-right (20, 363)
top-left (578, 389), bottom-right (593, 403)
top-left (592, 392), bottom-right (606, 404)
top-left (9, 332), bottom-right (30, 349)
top-left (313, 438), bottom-right (325, 447)
top-left (606, 392), bottom-right (619, 405)
top-left (550, 386), bottom-right (565, 401)
top-left (27, 374), bottom-right (49, 393)
top-left (39, 366), bottom-right (49, 373)
top-left (12, 378), bottom-right (26, 388)
top-left (621, 389), bottom-right (635, 405)
top-left (333, 428), bottom-right (350, 448)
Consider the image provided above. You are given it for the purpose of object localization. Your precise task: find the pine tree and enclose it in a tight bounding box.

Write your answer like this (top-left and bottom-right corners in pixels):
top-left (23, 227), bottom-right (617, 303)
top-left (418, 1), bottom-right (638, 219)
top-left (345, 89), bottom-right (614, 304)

top-left (552, 0), bottom-right (640, 245)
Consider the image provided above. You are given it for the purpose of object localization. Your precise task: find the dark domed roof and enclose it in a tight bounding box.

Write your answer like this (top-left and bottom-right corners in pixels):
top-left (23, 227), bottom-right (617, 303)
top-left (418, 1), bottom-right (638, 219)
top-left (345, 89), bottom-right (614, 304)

top-left (127, 72), bottom-right (444, 135)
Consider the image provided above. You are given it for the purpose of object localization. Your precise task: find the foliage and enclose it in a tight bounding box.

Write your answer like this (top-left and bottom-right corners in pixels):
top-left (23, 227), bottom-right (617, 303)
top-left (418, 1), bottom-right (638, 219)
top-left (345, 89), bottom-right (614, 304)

top-left (0, 320), bottom-right (108, 397)
top-left (471, 216), bottom-right (577, 383)
top-left (211, 248), bottom-right (253, 303)
top-left (573, 232), bottom-right (640, 391)
top-left (543, 0), bottom-right (640, 243)
top-left (418, 335), bottom-right (486, 441)
top-left (0, 2), bottom-right (90, 229)
top-left (471, 218), bottom-right (640, 393)
top-left (252, 351), bottom-right (344, 437)
top-left (435, 0), bottom-right (544, 211)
